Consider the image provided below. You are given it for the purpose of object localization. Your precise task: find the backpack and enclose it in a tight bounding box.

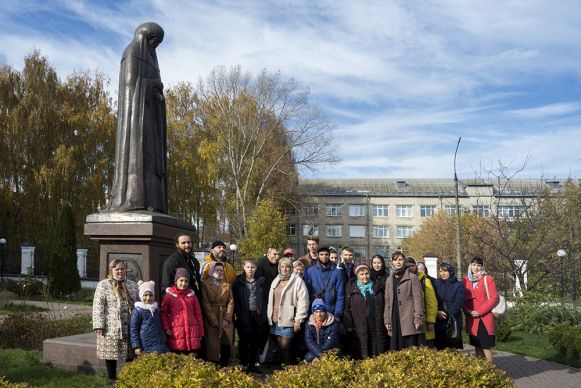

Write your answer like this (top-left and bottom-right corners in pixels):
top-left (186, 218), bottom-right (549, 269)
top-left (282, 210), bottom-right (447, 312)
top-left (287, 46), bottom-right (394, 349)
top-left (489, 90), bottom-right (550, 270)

top-left (483, 275), bottom-right (506, 320)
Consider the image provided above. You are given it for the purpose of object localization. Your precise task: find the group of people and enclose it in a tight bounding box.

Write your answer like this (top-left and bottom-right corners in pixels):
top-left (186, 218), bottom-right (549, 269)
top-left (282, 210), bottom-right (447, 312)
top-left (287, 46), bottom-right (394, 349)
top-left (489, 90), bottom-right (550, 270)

top-left (92, 234), bottom-right (500, 384)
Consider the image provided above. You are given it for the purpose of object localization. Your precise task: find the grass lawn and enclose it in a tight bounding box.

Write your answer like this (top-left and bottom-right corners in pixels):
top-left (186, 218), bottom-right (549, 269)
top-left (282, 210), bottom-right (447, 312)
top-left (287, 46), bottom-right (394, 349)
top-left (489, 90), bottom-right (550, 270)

top-left (0, 349), bottom-right (108, 387)
top-left (495, 330), bottom-right (581, 369)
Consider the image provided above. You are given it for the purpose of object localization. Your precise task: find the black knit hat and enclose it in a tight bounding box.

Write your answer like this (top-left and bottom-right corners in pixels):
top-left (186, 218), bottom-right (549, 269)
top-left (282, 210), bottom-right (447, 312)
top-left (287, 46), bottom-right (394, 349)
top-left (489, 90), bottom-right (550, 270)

top-left (211, 240), bottom-right (226, 249)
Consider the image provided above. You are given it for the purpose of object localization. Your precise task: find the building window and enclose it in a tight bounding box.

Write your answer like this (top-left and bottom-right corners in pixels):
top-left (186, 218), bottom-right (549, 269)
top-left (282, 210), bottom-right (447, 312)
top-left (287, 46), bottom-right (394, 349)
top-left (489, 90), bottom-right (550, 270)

top-left (303, 204), bottom-right (319, 216)
top-left (351, 245), bottom-right (367, 259)
top-left (302, 224), bottom-right (319, 236)
top-left (349, 225), bottom-right (366, 237)
top-left (498, 206), bottom-right (523, 219)
top-left (326, 225), bottom-right (342, 238)
top-left (325, 204), bottom-right (342, 217)
top-left (444, 205), bottom-right (456, 215)
top-left (396, 205), bottom-right (413, 217)
top-left (372, 205), bottom-right (389, 217)
top-left (472, 205), bottom-right (490, 217)
top-left (372, 225), bottom-right (389, 238)
top-left (420, 205), bottom-right (436, 218)
top-left (373, 246), bottom-right (389, 258)
top-left (396, 226), bottom-right (413, 239)
top-left (285, 224), bottom-right (296, 236)
top-left (349, 204), bottom-right (366, 217)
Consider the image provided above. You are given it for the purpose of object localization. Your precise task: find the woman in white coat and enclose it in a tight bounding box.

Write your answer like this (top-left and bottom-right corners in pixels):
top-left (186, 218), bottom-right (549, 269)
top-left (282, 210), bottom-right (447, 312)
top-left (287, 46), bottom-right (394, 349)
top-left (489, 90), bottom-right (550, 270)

top-left (267, 257), bottom-right (309, 365)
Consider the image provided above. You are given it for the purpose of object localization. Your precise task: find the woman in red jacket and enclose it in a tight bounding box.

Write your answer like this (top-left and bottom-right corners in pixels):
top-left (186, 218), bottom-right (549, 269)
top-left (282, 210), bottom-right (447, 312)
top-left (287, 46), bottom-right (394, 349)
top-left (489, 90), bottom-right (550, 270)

top-left (463, 256), bottom-right (498, 362)
top-left (161, 267), bottom-right (204, 354)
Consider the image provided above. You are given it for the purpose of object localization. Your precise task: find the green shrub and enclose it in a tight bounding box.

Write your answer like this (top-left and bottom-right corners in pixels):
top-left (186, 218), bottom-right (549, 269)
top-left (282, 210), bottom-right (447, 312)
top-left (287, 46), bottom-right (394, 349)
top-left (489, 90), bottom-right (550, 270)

top-left (353, 348), bottom-right (513, 387)
top-left (268, 351), bottom-right (355, 387)
top-left (508, 300), bottom-right (581, 334)
top-left (0, 313), bottom-right (91, 350)
top-left (266, 348), bottom-right (513, 388)
top-left (116, 353), bottom-right (259, 388)
top-left (496, 319), bottom-right (513, 342)
top-left (548, 324), bottom-right (581, 358)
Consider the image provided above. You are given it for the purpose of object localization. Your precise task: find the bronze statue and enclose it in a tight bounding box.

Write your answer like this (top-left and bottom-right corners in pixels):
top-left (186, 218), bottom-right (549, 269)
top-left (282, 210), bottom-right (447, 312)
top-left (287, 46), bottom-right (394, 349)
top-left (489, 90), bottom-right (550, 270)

top-left (106, 22), bottom-right (168, 213)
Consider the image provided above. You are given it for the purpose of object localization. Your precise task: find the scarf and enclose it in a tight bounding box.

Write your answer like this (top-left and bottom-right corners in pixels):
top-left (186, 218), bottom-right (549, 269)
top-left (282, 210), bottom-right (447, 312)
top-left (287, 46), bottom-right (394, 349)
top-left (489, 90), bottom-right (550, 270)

top-left (278, 273), bottom-right (291, 281)
top-left (135, 301), bottom-right (158, 316)
top-left (393, 265), bottom-right (407, 277)
top-left (357, 280), bottom-right (374, 298)
top-left (468, 267), bottom-right (486, 288)
top-left (212, 272), bottom-right (223, 286)
top-left (370, 267), bottom-right (386, 282)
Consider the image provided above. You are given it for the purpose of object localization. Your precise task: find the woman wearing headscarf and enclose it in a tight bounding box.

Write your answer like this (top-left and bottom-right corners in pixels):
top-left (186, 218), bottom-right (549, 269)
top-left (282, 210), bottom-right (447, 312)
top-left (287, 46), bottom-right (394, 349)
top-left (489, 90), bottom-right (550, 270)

top-left (406, 257), bottom-right (438, 348)
top-left (434, 261), bottom-right (465, 350)
top-left (370, 254), bottom-right (388, 284)
top-left (93, 259), bottom-right (139, 384)
top-left (384, 251), bottom-right (425, 350)
top-left (344, 264), bottom-right (388, 359)
top-left (463, 256), bottom-right (498, 362)
top-left (267, 257), bottom-right (309, 365)
top-left (201, 262), bottom-right (234, 366)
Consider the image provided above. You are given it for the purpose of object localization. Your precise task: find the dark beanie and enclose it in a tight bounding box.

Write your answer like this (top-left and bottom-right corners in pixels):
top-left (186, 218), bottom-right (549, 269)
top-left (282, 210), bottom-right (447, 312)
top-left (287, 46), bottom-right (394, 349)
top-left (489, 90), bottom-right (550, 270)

top-left (174, 267), bottom-right (189, 283)
top-left (211, 240), bottom-right (226, 249)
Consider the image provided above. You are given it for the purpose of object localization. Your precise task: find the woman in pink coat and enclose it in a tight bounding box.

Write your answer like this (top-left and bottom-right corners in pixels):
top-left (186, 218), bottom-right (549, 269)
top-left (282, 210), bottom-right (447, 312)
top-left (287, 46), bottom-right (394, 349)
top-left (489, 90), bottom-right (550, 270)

top-left (161, 267), bottom-right (204, 354)
top-left (463, 256), bottom-right (498, 362)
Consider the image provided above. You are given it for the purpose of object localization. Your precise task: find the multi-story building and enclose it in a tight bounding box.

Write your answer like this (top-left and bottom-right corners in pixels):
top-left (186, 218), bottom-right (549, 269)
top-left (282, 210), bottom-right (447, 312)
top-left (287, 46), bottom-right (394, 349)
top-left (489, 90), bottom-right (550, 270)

top-left (286, 178), bottom-right (563, 260)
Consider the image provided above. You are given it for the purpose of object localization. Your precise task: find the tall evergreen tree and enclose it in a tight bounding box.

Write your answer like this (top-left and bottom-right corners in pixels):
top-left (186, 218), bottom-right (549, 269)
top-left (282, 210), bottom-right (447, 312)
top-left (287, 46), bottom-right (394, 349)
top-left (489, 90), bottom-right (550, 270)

top-left (50, 203), bottom-right (80, 296)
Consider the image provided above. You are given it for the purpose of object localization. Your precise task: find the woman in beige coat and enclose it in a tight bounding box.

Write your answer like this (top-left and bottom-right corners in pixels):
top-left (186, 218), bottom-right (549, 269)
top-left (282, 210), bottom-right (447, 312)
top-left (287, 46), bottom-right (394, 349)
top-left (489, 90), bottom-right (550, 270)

top-left (267, 257), bottom-right (309, 365)
top-left (92, 259), bottom-right (139, 384)
top-left (201, 262), bottom-right (234, 366)
top-left (384, 251), bottom-right (425, 350)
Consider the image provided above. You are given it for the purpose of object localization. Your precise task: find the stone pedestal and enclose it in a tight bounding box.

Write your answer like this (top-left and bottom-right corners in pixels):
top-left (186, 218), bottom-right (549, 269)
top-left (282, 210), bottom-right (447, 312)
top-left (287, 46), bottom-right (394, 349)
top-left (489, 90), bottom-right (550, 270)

top-left (84, 210), bottom-right (194, 299)
top-left (43, 333), bottom-right (124, 374)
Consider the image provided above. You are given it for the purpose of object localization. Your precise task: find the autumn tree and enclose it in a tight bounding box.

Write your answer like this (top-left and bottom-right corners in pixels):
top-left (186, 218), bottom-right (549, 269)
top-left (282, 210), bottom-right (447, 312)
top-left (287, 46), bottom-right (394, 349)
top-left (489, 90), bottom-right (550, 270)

top-left (165, 82), bottom-right (221, 246)
top-left (0, 51), bottom-right (116, 261)
top-left (195, 66), bottom-right (334, 240)
top-left (238, 198), bottom-right (288, 260)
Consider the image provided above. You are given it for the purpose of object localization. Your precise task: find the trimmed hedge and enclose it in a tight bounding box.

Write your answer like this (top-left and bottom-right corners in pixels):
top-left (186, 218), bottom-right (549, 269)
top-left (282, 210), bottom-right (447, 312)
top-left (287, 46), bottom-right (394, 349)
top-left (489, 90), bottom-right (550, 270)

top-left (118, 348), bottom-right (514, 387)
top-left (116, 353), bottom-right (259, 388)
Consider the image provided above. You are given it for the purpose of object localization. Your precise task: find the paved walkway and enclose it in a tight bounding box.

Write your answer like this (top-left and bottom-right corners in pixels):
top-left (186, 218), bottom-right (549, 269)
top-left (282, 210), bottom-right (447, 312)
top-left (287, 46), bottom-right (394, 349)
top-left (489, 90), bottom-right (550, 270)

top-left (1, 299), bottom-right (92, 322)
top-left (462, 345), bottom-right (580, 388)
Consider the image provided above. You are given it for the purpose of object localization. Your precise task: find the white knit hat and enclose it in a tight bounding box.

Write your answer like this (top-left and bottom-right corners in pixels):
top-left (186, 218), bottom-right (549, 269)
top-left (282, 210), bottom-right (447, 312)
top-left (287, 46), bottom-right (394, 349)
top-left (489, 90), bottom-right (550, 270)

top-left (137, 280), bottom-right (155, 301)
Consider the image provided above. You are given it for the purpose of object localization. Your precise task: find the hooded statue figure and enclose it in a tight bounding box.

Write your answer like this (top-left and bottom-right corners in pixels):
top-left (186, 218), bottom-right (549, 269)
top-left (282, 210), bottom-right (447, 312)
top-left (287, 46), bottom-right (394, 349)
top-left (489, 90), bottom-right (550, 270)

top-left (106, 22), bottom-right (168, 213)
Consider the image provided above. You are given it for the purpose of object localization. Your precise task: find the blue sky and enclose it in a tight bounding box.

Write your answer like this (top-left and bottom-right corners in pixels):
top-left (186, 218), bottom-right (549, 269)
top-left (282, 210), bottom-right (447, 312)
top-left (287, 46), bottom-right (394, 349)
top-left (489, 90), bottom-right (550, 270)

top-left (2, 0), bottom-right (581, 180)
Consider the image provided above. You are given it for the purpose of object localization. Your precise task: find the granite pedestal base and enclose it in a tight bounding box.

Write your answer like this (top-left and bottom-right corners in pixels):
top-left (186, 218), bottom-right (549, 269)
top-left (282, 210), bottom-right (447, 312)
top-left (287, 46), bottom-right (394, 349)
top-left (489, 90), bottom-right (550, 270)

top-left (42, 332), bottom-right (123, 374)
top-left (84, 210), bottom-right (195, 301)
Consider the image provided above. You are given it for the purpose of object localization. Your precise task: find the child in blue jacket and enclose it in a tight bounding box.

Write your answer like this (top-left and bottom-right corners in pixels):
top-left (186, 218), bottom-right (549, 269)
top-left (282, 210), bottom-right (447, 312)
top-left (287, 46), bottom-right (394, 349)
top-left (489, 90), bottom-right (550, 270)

top-left (304, 299), bottom-right (339, 362)
top-left (130, 280), bottom-right (168, 355)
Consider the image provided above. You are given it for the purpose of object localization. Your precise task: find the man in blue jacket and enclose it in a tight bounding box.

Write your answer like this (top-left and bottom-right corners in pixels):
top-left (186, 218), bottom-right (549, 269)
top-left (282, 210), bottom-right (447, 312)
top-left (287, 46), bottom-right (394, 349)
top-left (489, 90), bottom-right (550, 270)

top-left (304, 246), bottom-right (345, 322)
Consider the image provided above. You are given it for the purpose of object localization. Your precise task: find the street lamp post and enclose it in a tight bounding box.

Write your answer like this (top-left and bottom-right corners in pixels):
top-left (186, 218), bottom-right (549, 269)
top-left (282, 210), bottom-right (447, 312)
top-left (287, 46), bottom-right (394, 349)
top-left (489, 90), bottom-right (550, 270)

top-left (557, 249), bottom-right (566, 298)
top-left (453, 137), bottom-right (462, 279)
top-left (229, 243), bottom-right (238, 268)
top-left (0, 237), bottom-right (6, 284)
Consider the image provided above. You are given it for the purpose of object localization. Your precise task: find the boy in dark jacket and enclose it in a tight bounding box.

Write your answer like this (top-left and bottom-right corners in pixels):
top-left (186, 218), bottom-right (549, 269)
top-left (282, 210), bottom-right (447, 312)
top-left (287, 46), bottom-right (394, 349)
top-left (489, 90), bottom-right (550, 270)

top-left (305, 299), bottom-right (339, 362)
top-left (232, 259), bottom-right (267, 374)
top-left (130, 280), bottom-right (168, 355)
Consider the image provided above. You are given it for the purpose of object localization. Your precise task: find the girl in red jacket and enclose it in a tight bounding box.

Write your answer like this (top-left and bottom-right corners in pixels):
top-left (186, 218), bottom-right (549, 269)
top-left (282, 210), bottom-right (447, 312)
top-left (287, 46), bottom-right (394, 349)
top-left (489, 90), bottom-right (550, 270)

top-left (161, 267), bottom-right (204, 354)
top-left (463, 256), bottom-right (498, 362)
